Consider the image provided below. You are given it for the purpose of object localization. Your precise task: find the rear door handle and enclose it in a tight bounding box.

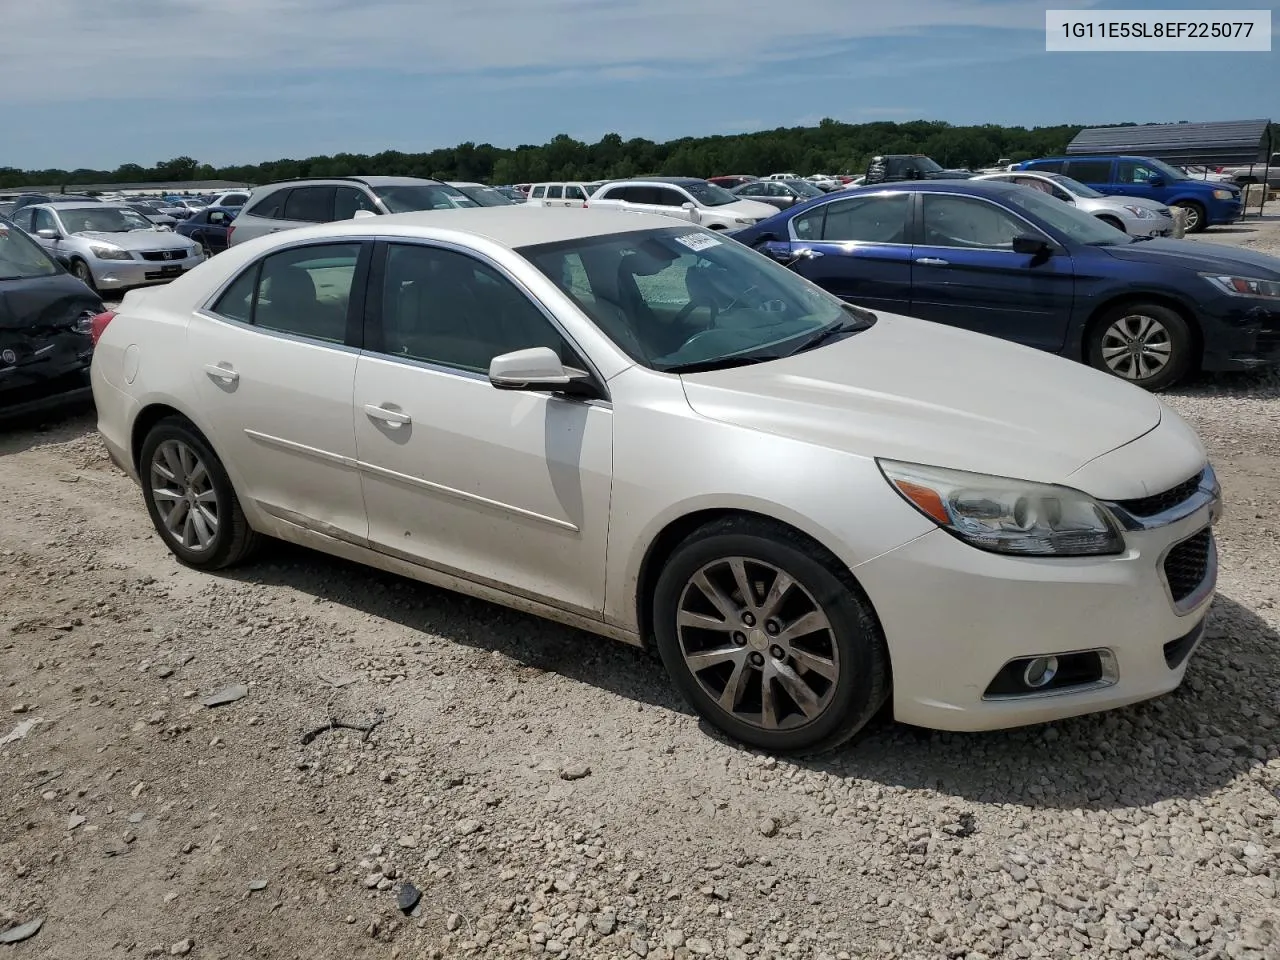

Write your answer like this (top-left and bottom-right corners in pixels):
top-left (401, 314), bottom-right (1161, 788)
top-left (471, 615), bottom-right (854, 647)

top-left (203, 363), bottom-right (239, 383)
top-left (915, 257), bottom-right (950, 266)
top-left (364, 404), bottom-right (411, 426)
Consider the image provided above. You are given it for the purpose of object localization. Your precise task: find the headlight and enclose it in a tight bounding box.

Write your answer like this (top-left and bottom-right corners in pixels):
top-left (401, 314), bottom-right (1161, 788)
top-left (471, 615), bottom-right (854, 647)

top-left (89, 245), bottom-right (132, 260)
top-left (1212, 189), bottom-right (1236, 200)
top-left (878, 460), bottom-right (1124, 557)
top-left (1121, 204), bottom-right (1154, 218)
top-left (734, 217), bottom-right (756, 225)
top-left (1203, 274), bottom-right (1280, 299)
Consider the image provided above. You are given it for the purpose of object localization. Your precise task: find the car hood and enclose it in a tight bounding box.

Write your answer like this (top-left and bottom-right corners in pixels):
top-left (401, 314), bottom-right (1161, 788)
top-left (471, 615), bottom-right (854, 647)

top-left (679, 313), bottom-right (1164, 488)
top-left (71, 230), bottom-right (192, 250)
top-left (1100, 237), bottom-right (1280, 277)
top-left (0, 272), bottom-right (102, 331)
top-left (718, 199), bottom-right (780, 219)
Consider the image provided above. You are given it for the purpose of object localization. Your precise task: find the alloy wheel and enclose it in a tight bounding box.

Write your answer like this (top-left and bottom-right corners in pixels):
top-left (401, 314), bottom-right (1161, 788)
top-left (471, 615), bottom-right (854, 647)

top-left (1100, 313), bottom-right (1173, 381)
top-left (1178, 204), bottom-right (1201, 231)
top-left (149, 439), bottom-right (219, 551)
top-left (676, 557), bottom-right (840, 731)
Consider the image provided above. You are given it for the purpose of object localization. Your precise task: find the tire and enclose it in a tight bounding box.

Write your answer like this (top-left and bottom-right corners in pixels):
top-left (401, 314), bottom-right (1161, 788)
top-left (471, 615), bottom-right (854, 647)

top-left (652, 516), bottom-right (889, 754)
top-left (1087, 302), bottom-right (1193, 391)
top-left (69, 258), bottom-right (97, 292)
top-left (139, 417), bottom-right (259, 569)
top-left (200, 240), bottom-right (214, 259)
top-left (1173, 200), bottom-right (1206, 233)
top-left (1097, 215), bottom-right (1126, 233)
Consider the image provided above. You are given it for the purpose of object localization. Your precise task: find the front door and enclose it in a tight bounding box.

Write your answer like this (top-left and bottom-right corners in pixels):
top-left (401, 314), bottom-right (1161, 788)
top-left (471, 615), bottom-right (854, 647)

top-left (352, 241), bottom-right (613, 616)
top-left (781, 191), bottom-right (914, 314)
top-left (908, 192), bottom-right (1075, 352)
top-left (186, 240), bottom-right (370, 540)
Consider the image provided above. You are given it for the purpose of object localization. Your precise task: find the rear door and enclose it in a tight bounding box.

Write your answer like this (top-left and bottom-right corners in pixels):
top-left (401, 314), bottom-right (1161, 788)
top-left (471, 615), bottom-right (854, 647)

top-left (782, 192), bottom-right (914, 314)
top-left (1062, 158), bottom-right (1115, 193)
top-left (186, 240), bottom-right (371, 539)
top-left (908, 192), bottom-right (1075, 351)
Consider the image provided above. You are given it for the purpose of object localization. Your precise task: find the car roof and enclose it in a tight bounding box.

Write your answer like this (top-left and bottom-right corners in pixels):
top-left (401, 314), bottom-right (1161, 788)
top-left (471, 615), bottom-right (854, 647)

top-left (243, 207), bottom-right (697, 250)
top-left (43, 201), bottom-right (133, 210)
top-left (611, 177), bottom-right (703, 186)
top-left (853, 180), bottom-right (1023, 196)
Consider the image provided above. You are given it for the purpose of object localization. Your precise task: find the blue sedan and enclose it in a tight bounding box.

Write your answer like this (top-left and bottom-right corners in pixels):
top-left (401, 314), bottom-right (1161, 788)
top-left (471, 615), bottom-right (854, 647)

top-left (731, 180), bottom-right (1280, 390)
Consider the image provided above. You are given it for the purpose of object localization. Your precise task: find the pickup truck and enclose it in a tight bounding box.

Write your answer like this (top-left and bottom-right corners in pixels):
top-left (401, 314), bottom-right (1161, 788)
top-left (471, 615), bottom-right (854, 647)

top-left (1219, 153), bottom-right (1280, 188)
top-left (863, 154), bottom-right (973, 185)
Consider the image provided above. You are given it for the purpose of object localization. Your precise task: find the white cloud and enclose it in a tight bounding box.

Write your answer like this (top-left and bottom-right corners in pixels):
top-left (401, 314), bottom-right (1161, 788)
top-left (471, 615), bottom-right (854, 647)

top-left (0, 0), bottom-right (1102, 103)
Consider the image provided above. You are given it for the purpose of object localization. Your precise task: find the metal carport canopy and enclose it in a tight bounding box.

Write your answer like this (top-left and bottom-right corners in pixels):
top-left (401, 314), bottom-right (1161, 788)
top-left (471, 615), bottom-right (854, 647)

top-left (1065, 119), bottom-right (1272, 166)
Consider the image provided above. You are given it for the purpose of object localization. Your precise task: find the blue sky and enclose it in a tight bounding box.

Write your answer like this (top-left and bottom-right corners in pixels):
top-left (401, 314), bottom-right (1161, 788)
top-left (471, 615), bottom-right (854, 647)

top-left (2, 0), bottom-right (1275, 171)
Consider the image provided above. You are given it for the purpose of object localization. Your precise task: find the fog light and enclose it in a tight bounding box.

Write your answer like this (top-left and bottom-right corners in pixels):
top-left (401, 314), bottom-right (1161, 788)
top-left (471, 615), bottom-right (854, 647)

top-left (1023, 656), bottom-right (1059, 689)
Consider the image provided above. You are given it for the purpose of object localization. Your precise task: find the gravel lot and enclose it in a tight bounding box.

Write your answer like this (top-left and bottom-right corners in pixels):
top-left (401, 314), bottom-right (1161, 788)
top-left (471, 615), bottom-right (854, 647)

top-left (2, 219), bottom-right (1279, 960)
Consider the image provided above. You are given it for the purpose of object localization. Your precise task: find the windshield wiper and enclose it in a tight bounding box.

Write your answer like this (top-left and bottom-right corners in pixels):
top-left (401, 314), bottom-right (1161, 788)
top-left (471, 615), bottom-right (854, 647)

top-left (785, 309), bottom-right (875, 356)
top-left (663, 354), bottom-right (777, 374)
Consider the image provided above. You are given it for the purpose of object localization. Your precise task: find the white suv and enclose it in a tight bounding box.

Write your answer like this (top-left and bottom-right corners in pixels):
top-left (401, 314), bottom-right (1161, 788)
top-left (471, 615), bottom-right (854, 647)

top-left (524, 182), bottom-right (608, 208)
top-left (587, 178), bottom-right (776, 230)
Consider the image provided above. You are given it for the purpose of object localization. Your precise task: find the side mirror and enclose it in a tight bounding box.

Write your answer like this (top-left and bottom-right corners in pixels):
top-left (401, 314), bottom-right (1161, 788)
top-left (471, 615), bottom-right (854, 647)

top-left (36, 228), bottom-right (59, 240)
top-left (488, 346), bottom-right (595, 396)
top-left (1012, 234), bottom-right (1052, 257)
top-left (351, 209), bottom-right (378, 219)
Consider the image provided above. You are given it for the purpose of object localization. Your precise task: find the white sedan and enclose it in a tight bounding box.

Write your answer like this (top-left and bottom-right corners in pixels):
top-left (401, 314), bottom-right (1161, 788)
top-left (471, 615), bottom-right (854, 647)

top-left (89, 208), bottom-right (1220, 753)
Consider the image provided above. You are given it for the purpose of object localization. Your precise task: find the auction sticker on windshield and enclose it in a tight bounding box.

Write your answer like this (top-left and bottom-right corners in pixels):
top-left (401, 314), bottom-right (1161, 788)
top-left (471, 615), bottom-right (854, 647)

top-left (674, 233), bottom-right (722, 252)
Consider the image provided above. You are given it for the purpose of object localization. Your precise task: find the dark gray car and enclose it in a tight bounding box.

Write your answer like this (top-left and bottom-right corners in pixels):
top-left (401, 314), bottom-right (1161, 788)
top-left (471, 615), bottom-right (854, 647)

top-left (731, 178), bottom-right (827, 211)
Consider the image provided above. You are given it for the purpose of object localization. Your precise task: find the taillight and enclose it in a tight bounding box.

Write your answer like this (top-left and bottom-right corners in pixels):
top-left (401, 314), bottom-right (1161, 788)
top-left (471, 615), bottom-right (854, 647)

top-left (90, 311), bottom-right (116, 346)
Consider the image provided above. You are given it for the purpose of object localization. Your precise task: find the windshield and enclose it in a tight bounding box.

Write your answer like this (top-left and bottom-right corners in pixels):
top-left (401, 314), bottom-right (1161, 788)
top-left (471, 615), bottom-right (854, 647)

top-left (680, 181), bottom-right (740, 207)
top-left (0, 221), bottom-right (60, 280)
top-left (784, 179), bottom-right (826, 198)
top-left (519, 226), bottom-right (862, 372)
top-left (914, 157), bottom-right (944, 174)
top-left (59, 206), bottom-right (156, 233)
top-left (1002, 187), bottom-right (1130, 246)
top-left (1046, 174), bottom-right (1104, 199)
top-left (1144, 158), bottom-right (1189, 182)
top-left (372, 184), bottom-right (479, 212)
top-left (453, 185), bottom-right (514, 207)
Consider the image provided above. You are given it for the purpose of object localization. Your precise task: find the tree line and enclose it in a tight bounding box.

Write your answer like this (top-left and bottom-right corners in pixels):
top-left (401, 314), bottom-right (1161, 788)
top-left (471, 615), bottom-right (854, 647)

top-left (2, 118), bottom-right (1110, 190)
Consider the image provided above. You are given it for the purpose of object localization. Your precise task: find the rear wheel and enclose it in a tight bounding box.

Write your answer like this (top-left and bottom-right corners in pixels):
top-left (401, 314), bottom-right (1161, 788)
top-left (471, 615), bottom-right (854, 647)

top-left (139, 417), bottom-right (258, 569)
top-left (1173, 200), bottom-right (1205, 233)
top-left (1087, 302), bottom-right (1193, 391)
top-left (653, 517), bottom-right (889, 754)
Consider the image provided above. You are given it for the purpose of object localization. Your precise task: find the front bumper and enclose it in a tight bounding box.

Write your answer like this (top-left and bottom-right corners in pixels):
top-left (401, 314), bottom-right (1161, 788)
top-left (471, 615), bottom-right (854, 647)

top-left (91, 252), bottom-right (205, 291)
top-left (856, 490), bottom-right (1218, 732)
top-left (1126, 215), bottom-right (1175, 238)
top-left (0, 364), bottom-right (92, 421)
top-left (1207, 200), bottom-right (1244, 226)
top-left (1199, 296), bottom-right (1280, 371)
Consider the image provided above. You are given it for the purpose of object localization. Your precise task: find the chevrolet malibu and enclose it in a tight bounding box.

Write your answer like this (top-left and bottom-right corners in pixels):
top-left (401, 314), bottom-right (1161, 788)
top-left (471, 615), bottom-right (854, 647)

top-left (90, 208), bottom-right (1221, 753)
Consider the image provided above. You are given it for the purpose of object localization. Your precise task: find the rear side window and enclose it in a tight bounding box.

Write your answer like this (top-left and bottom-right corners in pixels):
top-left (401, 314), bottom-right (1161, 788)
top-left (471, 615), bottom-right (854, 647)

top-left (547, 185), bottom-right (564, 199)
top-left (223, 193), bottom-right (249, 206)
top-left (283, 186), bottom-right (336, 222)
top-left (793, 194), bottom-right (909, 244)
top-left (211, 242), bottom-right (362, 343)
top-left (1064, 159), bottom-right (1113, 183)
top-left (246, 189), bottom-right (286, 219)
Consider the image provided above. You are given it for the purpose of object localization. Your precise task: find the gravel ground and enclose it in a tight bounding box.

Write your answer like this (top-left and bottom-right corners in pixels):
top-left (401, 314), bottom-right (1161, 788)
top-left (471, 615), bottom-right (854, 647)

top-left (2, 219), bottom-right (1279, 960)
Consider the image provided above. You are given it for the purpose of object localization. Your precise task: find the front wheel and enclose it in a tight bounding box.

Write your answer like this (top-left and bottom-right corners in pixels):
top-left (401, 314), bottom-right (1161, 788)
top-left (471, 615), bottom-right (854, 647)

top-left (653, 517), bottom-right (889, 754)
top-left (69, 258), bottom-right (97, 292)
top-left (1087, 303), bottom-right (1193, 391)
top-left (1173, 201), bottom-right (1206, 233)
top-left (139, 417), bottom-right (259, 569)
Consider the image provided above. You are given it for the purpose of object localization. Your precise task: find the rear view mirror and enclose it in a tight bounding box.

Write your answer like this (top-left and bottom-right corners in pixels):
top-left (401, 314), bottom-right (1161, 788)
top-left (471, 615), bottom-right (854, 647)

top-left (488, 346), bottom-right (596, 397)
top-left (1012, 235), bottom-right (1052, 256)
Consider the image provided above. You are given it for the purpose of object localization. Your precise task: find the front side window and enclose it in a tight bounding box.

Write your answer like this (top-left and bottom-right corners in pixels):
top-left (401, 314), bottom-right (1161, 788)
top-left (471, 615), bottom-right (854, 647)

top-left (520, 226), bottom-right (855, 372)
top-left (680, 181), bottom-right (738, 207)
top-left (0, 220), bottom-right (59, 279)
top-left (737, 183), bottom-right (765, 197)
top-left (377, 243), bottom-right (569, 374)
top-left (12, 208), bottom-right (35, 231)
top-left (1117, 160), bottom-right (1164, 185)
top-left (334, 186), bottom-right (378, 220)
top-left (793, 193), bottom-right (909, 244)
top-left (1002, 187), bottom-right (1129, 246)
top-left (565, 186), bottom-right (587, 202)
top-left (530, 186), bottom-right (546, 198)
top-left (211, 243), bottom-right (361, 343)
top-left (921, 194), bottom-right (1031, 249)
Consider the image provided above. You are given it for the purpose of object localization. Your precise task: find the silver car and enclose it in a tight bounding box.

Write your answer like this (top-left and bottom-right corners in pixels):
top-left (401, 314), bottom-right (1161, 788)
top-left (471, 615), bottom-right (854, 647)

top-left (973, 171), bottom-right (1174, 238)
top-left (13, 203), bottom-right (203, 293)
top-left (229, 176), bottom-right (478, 246)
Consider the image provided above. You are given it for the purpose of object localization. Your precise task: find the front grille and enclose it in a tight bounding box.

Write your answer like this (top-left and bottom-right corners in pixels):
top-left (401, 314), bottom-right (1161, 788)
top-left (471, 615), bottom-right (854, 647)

top-left (144, 269), bottom-right (184, 281)
top-left (1164, 528), bottom-right (1212, 604)
top-left (1115, 471), bottom-right (1203, 518)
top-left (140, 249), bottom-right (183, 262)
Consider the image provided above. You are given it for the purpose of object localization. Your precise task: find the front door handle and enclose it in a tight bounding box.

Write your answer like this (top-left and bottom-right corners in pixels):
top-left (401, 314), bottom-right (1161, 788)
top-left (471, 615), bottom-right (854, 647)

top-left (915, 257), bottom-right (950, 266)
top-left (794, 248), bottom-right (824, 259)
top-left (203, 363), bottom-right (239, 383)
top-left (364, 404), bottom-right (411, 426)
